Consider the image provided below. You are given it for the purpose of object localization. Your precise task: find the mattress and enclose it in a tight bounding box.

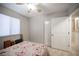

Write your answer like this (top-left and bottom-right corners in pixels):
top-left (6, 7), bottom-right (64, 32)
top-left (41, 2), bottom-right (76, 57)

top-left (0, 41), bottom-right (49, 56)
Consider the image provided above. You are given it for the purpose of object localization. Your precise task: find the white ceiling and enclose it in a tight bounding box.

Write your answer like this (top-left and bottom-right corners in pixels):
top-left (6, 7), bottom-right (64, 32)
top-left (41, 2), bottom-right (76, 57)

top-left (0, 3), bottom-right (79, 18)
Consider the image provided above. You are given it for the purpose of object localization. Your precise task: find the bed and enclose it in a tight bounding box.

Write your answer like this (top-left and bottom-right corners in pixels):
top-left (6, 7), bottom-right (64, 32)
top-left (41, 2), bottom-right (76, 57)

top-left (0, 41), bottom-right (49, 56)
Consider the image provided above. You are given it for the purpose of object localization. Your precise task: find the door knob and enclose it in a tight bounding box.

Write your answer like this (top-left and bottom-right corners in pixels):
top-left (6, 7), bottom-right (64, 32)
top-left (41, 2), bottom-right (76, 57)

top-left (68, 32), bottom-right (70, 35)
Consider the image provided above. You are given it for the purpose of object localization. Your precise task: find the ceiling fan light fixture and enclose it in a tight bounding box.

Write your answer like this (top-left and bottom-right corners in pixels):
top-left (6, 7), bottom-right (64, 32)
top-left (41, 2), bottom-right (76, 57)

top-left (27, 3), bottom-right (37, 11)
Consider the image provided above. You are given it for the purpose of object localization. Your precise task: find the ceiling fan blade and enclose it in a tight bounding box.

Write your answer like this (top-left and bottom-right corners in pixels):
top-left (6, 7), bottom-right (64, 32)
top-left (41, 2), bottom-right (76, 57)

top-left (16, 3), bottom-right (24, 5)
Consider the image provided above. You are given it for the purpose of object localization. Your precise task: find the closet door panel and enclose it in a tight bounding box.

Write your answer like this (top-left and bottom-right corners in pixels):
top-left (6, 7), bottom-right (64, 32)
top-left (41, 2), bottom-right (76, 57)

top-left (51, 17), bottom-right (70, 50)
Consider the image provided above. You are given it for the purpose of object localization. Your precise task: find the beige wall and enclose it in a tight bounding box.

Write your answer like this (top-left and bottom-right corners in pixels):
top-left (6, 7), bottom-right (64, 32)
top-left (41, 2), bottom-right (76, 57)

top-left (29, 14), bottom-right (44, 43)
top-left (29, 14), bottom-right (50, 44)
top-left (0, 6), bottom-right (29, 49)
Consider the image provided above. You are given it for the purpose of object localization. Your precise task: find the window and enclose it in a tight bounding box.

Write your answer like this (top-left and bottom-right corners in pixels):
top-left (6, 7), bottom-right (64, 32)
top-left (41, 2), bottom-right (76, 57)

top-left (0, 13), bottom-right (20, 37)
top-left (0, 14), bottom-right (10, 36)
top-left (10, 17), bottom-right (20, 34)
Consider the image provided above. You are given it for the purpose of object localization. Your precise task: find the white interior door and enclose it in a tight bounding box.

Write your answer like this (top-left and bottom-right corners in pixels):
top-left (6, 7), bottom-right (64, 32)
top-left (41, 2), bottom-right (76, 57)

top-left (51, 17), bottom-right (70, 50)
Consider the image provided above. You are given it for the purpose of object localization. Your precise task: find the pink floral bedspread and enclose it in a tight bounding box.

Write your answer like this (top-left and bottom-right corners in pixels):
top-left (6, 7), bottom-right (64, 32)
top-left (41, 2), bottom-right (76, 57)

top-left (0, 41), bottom-right (48, 56)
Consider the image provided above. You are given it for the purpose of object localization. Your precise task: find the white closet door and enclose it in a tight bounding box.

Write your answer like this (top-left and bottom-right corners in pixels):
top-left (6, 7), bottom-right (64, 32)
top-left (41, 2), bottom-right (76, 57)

top-left (0, 14), bottom-right (10, 36)
top-left (10, 17), bottom-right (20, 34)
top-left (51, 17), bottom-right (70, 50)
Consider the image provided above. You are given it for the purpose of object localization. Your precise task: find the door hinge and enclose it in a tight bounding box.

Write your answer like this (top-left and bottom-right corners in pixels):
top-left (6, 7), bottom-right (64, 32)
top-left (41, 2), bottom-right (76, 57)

top-left (68, 32), bottom-right (70, 35)
top-left (51, 34), bottom-right (54, 36)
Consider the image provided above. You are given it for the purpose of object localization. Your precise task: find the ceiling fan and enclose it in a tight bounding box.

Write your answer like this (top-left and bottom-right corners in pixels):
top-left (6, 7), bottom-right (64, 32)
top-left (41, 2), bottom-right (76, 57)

top-left (16, 3), bottom-right (42, 13)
